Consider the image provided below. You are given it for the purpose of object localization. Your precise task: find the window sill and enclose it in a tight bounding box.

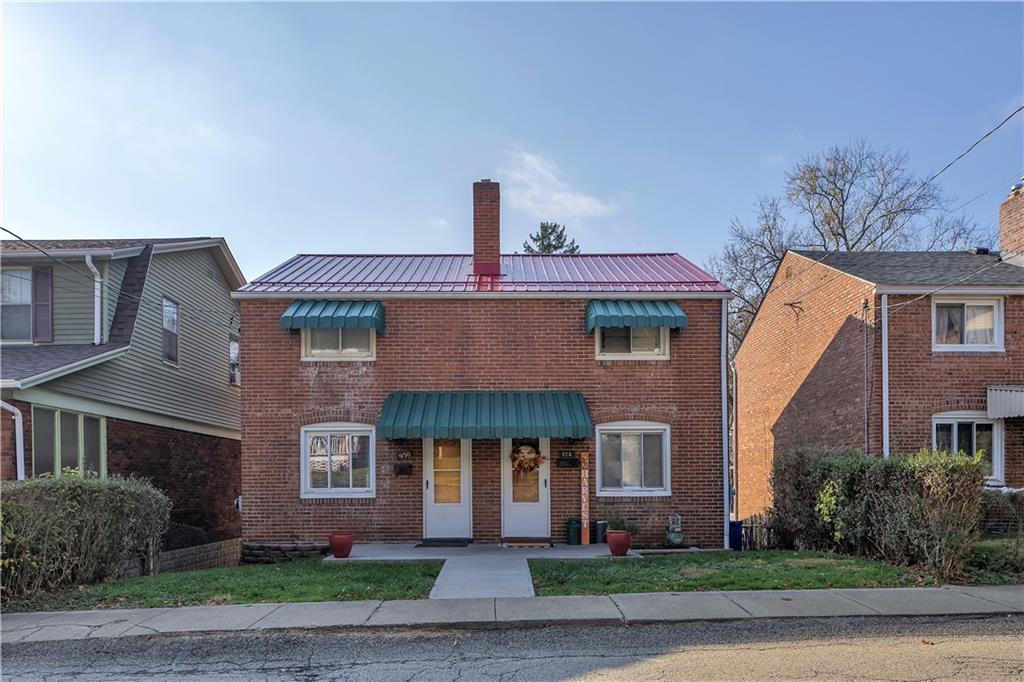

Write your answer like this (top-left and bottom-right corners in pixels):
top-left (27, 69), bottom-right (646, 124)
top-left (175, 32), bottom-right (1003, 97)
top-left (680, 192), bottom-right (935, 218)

top-left (596, 489), bottom-right (671, 498)
top-left (595, 354), bottom-right (670, 362)
top-left (301, 356), bottom-right (376, 363)
top-left (300, 489), bottom-right (376, 500)
top-left (931, 346), bottom-right (1004, 355)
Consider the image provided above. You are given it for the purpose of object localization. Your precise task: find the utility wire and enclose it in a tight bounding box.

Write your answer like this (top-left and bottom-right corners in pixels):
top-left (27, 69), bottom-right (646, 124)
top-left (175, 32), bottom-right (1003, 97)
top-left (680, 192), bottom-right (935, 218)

top-left (885, 257), bottom-right (1009, 318)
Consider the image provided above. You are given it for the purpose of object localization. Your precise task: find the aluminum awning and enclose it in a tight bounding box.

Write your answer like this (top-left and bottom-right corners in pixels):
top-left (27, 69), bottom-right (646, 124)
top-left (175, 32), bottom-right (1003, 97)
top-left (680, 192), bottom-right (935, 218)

top-left (378, 391), bottom-right (593, 439)
top-left (279, 300), bottom-right (386, 335)
top-left (988, 385), bottom-right (1024, 419)
top-left (585, 300), bottom-right (688, 333)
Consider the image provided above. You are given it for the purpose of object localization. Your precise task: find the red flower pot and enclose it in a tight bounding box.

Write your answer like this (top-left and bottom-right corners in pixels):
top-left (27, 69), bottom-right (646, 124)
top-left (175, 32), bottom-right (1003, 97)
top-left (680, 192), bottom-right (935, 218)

top-left (607, 530), bottom-right (631, 557)
top-left (329, 532), bottom-right (355, 559)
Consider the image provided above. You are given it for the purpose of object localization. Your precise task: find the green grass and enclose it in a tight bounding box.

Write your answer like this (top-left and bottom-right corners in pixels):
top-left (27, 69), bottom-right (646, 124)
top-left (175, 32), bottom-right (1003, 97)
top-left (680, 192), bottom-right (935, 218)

top-left (530, 550), bottom-right (935, 596)
top-left (963, 535), bottom-right (1024, 585)
top-left (2, 558), bottom-right (443, 613)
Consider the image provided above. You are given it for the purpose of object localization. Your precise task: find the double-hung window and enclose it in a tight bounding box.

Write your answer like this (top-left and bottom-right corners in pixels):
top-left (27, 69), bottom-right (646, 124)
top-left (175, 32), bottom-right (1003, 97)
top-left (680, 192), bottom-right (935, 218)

top-left (1, 267), bottom-right (52, 343)
top-left (31, 407), bottom-right (106, 477)
top-left (300, 423), bottom-right (375, 498)
top-left (595, 327), bottom-right (669, 360)
top-left (162, 298), bottom-right (179, 363)
top-left (302, 328), bottom-right (375, 360)
top-left (932, 411), bottom-right (1003, 484)
top-left (596, 422), bottom-right (671, 496)
top-left (932, 298), bottom-right (1003, 352)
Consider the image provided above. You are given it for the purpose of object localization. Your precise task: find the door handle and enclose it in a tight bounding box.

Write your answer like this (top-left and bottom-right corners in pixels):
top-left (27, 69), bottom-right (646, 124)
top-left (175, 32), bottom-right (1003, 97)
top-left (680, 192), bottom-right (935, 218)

top-left (544, 478), bottom-right (548, 489)
top-left (425, 480), bottom-right (430, 490)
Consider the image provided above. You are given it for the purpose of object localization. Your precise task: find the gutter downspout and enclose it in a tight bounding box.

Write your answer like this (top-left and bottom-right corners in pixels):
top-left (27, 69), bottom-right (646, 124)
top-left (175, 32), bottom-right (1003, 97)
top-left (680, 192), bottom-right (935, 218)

top-left (1, 401), bottom-right (26, 480)
top-left (720, 298), bottom-right (731, 548)
top-left (881, 294), bottom-right (890, 458)
top-left (731, 359), bottom-right (738, 520)
top-left (84, 255), bottom-right (102, 345)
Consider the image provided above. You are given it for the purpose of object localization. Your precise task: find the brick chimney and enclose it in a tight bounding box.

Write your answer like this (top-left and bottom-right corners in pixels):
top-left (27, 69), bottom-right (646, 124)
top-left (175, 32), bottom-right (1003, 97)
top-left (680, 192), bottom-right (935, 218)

top-left (1000, 177), bottom-right (1024, 266)
top-left (473, 179), bottom-right (501, 275)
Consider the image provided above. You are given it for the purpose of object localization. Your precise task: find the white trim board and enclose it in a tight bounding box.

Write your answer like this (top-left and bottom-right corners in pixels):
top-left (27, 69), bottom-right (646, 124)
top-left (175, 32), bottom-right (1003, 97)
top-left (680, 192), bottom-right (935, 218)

top-left (11, 388), bottom-right (240, 440)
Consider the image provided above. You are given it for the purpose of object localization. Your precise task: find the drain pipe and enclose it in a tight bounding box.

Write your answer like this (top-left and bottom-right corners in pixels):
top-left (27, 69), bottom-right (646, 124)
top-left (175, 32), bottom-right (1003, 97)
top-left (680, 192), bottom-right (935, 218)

top-left (85, 255), bottom-right (102, 344)
top-left (1, 401), bottom-right (26, 480)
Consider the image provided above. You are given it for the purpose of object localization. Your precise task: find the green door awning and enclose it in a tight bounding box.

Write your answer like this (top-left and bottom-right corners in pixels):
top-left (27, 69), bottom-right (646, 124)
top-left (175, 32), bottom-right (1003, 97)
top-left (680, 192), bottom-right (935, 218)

top-left (279, 300), bottom-right (386, 335)
top-left (585, 299), bottom-right (688, 333)
top-left (378, 391), bottom-right (593, 439)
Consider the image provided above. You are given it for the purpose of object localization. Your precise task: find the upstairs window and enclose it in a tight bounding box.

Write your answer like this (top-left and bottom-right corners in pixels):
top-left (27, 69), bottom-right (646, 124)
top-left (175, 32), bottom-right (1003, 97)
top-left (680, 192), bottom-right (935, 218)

top-left (302, 328), bottom-right (375, 361)
top-left (229, 334), bottom-right (240, 385)
top-left (162, 298), bottom-right (179, 363)
top-left (595, 327), bottom-right (669, 360)
top-left (1, 268), bottom-right (33, 341)
top-left (932, 298), bottom-right (1002, 351)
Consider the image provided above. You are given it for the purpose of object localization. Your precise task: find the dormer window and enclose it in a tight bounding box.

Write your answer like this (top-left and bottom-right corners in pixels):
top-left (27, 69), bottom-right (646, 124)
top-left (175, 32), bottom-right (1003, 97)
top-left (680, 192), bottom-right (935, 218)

top-left (932, 297), bottom-right (1003, 352)
top-left (1, 266), bottom-right (52, 343)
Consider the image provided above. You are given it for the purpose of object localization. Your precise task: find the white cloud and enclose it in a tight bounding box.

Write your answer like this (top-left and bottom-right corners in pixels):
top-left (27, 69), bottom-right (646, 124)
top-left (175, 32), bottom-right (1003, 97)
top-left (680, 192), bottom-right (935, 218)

top-left (498, 149), bottom-right (616, 222)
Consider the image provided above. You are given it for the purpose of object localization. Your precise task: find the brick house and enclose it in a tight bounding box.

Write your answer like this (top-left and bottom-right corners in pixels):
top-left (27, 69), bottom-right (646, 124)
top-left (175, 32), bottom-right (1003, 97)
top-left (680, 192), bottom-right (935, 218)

top-left (0, 238), bottom-right (245, 541)
top-left (234, 180), bottom-right (733, 548)
top-left (735, 183), bottom-right (1024, 518)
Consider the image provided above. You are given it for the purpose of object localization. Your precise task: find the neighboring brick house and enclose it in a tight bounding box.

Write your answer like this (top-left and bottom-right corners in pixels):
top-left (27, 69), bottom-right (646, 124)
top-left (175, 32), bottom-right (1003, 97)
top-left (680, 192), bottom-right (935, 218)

top-left (735, 183), bottom-right (1024, 518)
top-left (0, 238), bottom-right (245, 540)
top-left (234, 180), bottom-right (733, 548)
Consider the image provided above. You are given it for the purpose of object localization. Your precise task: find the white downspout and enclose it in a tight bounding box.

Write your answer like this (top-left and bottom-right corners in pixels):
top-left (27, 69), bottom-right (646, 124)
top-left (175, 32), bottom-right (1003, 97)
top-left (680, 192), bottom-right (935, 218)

top-left (84, 255), bottom-right (102, 345)
top-left (1, 401), bottom-right (26, 480)
top-left (881, 294), bottom-right (890, 458)
top-left (721, 298), bottom-right (731, 548)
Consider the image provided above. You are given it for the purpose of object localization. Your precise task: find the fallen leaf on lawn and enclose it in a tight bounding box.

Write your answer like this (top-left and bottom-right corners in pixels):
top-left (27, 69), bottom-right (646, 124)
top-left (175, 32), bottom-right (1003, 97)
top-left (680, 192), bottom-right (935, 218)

top-left (922, 640), bottom-right (935, 646)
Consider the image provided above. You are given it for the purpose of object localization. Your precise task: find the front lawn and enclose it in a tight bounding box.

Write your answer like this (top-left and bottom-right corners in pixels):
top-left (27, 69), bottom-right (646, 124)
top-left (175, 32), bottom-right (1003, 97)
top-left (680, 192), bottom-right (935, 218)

top-left (964, 535), bottom-right (1024, 585)
top-left (2, 558), bottom-right (443, 613)
top-left (530, 550), bottom-right (933, 596)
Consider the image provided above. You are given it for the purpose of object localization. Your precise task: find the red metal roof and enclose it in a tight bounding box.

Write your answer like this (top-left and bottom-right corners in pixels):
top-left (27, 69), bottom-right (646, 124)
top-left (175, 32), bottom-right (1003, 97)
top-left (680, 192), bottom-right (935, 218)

top-left (238, 253), bottom-right (729, 295)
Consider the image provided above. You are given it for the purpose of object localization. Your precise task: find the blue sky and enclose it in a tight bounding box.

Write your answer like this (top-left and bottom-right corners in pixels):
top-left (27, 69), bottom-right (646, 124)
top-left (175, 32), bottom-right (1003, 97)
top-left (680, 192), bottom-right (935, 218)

top-left (4, 2), bottom-right (1022, 280)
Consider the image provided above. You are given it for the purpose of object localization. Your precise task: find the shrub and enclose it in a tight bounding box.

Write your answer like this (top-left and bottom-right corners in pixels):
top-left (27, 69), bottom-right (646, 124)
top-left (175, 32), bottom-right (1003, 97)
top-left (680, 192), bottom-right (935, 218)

top-left (1, 472), bottom-right (171, 598)
top-left (769, 448), bottom-right (986, 579)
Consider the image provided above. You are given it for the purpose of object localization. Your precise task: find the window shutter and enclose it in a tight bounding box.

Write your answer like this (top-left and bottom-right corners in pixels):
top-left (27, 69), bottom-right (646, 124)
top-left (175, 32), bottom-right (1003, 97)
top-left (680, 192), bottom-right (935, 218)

top-left (31, 266), bottom-right (53, 343)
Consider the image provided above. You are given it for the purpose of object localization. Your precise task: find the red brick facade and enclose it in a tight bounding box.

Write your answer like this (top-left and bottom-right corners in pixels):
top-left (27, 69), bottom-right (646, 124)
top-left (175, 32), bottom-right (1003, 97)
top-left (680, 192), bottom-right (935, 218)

top-left (239, 296), bottom-right (727, 548)
top-left (1000, 185), bottom-right (1024, 259)
top-left (736, 252), bottom-right (1024, 518)
top-left (472, 180), bottom-right (501, 275)
top-left (0, 403), bottom-right (241, 540)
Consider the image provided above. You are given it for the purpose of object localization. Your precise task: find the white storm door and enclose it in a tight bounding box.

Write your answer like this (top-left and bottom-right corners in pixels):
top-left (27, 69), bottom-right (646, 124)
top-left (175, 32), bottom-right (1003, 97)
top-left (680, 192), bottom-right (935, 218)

top-left (501, 438), bottom-right (551, 538)
top-left (423, 438), bottom-right (472, 538)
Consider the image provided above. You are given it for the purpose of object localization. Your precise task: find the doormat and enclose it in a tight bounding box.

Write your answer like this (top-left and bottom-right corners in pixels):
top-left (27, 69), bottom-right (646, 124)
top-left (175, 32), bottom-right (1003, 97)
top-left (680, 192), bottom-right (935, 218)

top-left (503, 540), bottom-right (553, 548)
top-left (415, 539), bottom-right (470, 548)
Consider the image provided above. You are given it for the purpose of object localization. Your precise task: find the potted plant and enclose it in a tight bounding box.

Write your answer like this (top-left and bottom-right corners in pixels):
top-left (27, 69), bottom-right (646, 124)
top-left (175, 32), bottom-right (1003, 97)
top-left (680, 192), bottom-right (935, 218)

top-left (603, 507), bottom-right (638, 557)
top-left (329, 532), bottom-right (355, 559)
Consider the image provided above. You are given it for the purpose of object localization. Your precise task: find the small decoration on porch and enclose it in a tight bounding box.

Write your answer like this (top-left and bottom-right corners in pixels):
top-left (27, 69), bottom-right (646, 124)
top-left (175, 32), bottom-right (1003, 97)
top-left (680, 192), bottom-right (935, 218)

top-left (666, 513), bottom-right (685, 547)
top-left (510, 444), bottom-right (546, 474)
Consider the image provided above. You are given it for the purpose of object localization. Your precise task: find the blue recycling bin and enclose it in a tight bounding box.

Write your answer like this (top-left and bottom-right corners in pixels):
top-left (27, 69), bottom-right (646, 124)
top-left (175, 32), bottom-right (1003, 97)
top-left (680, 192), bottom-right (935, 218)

top-left (729, 520), bottom-right (743, 551)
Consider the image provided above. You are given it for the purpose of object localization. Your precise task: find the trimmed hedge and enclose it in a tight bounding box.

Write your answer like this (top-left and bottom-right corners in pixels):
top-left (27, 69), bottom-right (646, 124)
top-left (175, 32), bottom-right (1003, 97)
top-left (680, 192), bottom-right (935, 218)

top-left (770, 448), bottom-right (985, 579)
top-left (1, 473), bottom-right (171, 598)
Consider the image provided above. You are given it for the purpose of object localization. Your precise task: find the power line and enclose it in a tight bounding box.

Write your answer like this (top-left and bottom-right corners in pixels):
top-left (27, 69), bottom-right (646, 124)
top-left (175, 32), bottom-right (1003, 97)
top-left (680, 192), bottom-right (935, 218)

top-left (947, 170), bottom-right (1024, 215)
top-left (919, 105), bottom-right (1023, 191)
top-left (885, 257), bottom-right (1008, 318)
top-left (1, 227), bottom-right (101, 282)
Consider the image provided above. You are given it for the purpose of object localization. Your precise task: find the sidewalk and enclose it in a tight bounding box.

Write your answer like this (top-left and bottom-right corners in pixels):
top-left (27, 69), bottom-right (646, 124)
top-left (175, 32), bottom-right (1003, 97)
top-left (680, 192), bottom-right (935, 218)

top-left (2, 585), bottom-right (1020, 643)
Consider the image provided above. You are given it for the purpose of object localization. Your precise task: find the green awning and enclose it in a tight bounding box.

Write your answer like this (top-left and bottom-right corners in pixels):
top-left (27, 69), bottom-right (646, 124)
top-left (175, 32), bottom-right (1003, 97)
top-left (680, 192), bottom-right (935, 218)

top-left (279, 300), bottom-right (386, 335)
top-left (585, 299), bottom-right (688, 333)
top-left (378, 391), bottom-right (593, 439)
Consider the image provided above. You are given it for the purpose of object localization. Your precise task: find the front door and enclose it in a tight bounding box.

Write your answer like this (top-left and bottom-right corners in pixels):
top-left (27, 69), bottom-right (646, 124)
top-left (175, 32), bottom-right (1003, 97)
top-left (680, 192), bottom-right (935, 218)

top-left (423, 438), bottom-right (472, 539)
top-left (501, 437), bottom-right (551, 539)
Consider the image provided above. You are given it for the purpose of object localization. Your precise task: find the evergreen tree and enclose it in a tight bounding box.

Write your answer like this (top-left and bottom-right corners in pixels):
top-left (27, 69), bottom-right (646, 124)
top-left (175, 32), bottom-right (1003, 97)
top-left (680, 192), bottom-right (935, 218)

top-left (522, 222), bottom-right (581, 254)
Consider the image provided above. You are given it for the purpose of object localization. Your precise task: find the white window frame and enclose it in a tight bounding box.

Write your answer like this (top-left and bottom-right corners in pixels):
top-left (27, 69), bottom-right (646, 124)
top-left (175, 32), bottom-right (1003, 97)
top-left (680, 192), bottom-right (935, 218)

top-left (595, 421), bottom-right (671, 497)
top-left (228, 334), bottom-right (240, 386)
top-left (30, 405), bottom-right (107, 478)
top-left (931, 410), bottom-right (1004, 485)
top-left (301, 328), bottom-right (376, 361)
top-left (162, 297), bottom-right (180, 365)
top-left (1, 266), bottom-right (34, 344)
top-left (594, 327), bottom-right (670, 361)
top-left (299, 422), bottom-right (376, 499)
top-left (931, 297), bottom-right (1004, 353)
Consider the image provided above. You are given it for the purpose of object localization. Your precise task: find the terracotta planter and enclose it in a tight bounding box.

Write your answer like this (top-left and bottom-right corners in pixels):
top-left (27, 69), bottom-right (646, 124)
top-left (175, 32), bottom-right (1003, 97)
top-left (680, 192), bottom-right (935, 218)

top-left (607, 530), bottom-right (631, 557)
top-left (329, 532), bottom-right (355, 559)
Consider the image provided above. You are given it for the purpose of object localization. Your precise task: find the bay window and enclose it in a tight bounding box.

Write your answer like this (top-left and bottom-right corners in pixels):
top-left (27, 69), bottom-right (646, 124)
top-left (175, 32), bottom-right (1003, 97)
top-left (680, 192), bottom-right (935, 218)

top-left (596, 422), bottom-right (671, 496)
top-left (300, 423), bottom-right (375, 498)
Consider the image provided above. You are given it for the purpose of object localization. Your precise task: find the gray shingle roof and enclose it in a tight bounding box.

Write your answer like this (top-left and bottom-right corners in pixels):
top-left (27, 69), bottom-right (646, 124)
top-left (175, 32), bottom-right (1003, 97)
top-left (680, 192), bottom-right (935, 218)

top-left (792, 250), bottom-right (1024, 287)
top-left (0, 343), bottom-right (128, 383)
top-left (1, 238), bottom-right (207, 253)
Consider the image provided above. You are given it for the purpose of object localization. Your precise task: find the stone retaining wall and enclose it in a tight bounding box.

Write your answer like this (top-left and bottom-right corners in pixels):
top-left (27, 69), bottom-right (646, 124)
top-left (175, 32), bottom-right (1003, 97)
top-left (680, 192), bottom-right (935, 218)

top-left (241, 542), bottom-right (328, 564)
top-left (123, 538), bottom-right (241, 577)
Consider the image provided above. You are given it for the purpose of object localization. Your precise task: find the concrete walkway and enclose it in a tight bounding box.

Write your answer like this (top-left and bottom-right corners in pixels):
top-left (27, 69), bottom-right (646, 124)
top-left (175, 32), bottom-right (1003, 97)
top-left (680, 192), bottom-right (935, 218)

top-left (2, 585), bottom-right (1020, 643)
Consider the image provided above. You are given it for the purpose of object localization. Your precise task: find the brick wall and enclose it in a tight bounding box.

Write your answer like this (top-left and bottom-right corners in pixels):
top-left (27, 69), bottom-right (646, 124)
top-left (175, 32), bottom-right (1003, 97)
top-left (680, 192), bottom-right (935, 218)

top-left (240, 296), bottom-right (726, 548)
top-left (735, 253), bottom-right (875, 517)
top-left (106, 418), bottom-right (241, 540)
top-left (883, 294), bottom-right (1023, 486)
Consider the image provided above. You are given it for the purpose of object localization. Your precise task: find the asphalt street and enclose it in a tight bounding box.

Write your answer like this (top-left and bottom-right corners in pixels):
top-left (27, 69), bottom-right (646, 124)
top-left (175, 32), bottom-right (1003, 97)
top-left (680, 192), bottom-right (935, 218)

top-left (3, 615), bottom-right (1023, 681)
